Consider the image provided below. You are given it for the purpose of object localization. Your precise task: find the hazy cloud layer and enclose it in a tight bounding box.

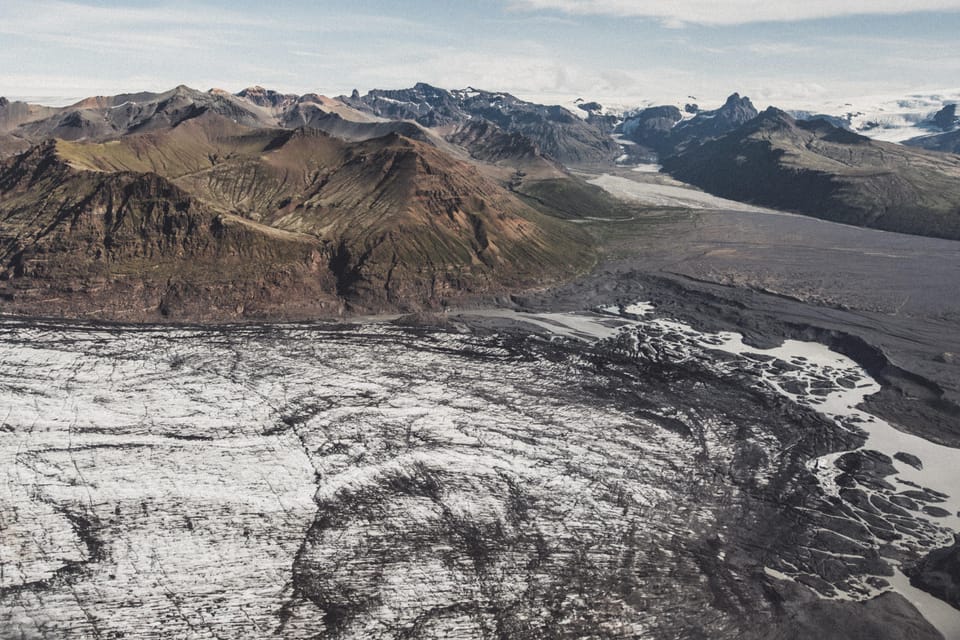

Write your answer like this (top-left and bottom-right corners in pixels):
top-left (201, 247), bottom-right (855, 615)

top-left (0, 0), bottom-right (957, 109)
top-left (510, 0), bottom-right (960, 25)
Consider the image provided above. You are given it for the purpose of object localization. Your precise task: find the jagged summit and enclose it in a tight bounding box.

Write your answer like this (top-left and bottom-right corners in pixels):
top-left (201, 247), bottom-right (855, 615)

top-left (933, 103), bottom-right (958, 130)
top-left (236, 86), bottom-right (299, 109)
top-left (341, 83), bottom-right (619, 164)
top-left (715, 92), bottom-right (758, 123)
top-left (748, 106), bottom-right (797, 130)
top-left (617, 91), bottom-right (759, 156)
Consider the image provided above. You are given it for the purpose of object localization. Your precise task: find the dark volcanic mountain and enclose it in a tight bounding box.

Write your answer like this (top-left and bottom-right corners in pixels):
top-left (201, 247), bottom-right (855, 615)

top-left (618, 104), bottom-right (684, 155)
top-left (0, 113), bottom-right (594, 319)
top-left (340, 83), bottom-right (619, 165)
top-left (619, 93), bottom-right (758, 157)
top-left (445, 119), bottom-right (543, 166)
top-left (905, 128), bottom-right (960, 154)
top-left (932, 103), bottom-right (958, 130)
top-left (661, 108), bottom-right (960, 240)
top-left (903, 103), bottom-right (960, 153)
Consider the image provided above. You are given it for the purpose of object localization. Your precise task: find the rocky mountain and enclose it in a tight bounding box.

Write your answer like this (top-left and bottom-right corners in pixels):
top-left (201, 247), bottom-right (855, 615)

top-left (661, 108), bottom-right (960, 240)
top-left (0, 113), bottom-right (594, 318)
top-left (5, 85), bottom-right (275, 142)
top-left (618, 104), bottom-right (684, 155)
top-left (0, 86), bottom-right (571, 182)
top-left (340, 83), bottom-right (620, 165)
top-left (445, 119), bottom-right (543, 166)
top-left (618, 93), bottom-right (758, 157)
top-left (0, 97), bottom-right (60, 133)
top-left (0, 86), bottom-right (388, 151)
top-left (904, 104), bottom-right (960, 153)
top-left (0, 132), bottom-right (29, 159)
top-left (235, 85), bottom-right (300, 110)
top-left (905, 128), bottom-right (960, 154)
top-left (932, 103), bottom-right (958, 130)
top-left (280, 107), bottom-right (436, 144)
top-left (0, 140), bottom-right (338, 319)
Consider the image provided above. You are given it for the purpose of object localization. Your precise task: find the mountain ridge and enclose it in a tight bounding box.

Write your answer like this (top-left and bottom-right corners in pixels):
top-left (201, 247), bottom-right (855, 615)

top-left (661, 108), bottom-right (960, 239)
top-left (340, 82), bottom-right (620, 165)
top-left (0, 109), bottom-right (595, 318)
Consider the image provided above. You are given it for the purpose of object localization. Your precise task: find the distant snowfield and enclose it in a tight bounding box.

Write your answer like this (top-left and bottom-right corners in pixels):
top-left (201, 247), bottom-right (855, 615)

top-left (564, 88), bottom-right (959, 145)
top-left (587, 173), bottom-right (773, 212)
top-left (781, 89), bottom-right (960, 142)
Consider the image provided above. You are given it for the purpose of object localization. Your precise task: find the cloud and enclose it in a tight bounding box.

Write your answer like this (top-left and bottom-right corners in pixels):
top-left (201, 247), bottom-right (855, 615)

top-left (0, 0), bottom-right (258, 53)
top-left (0, 0), bottom-right (432, 53)
top-left (508, 0), bottom-right (960, 25)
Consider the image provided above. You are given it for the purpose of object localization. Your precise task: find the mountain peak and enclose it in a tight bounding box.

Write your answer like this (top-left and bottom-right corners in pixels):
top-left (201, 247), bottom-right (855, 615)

top-left (933, 103), bottom-right (958, 131)
top-left (720, 92), bottom-right (756, 115)
top-left (412, 81), bottom-right (444, 92)
top-left (237, 86), bottom-right (300, 109)
top-left (759, 105), bottom-right (791, 119)
top-left (751, 106), bottom-right (796, 130)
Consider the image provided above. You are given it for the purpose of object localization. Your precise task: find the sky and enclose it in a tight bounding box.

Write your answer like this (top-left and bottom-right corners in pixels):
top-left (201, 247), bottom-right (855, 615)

top-left (1, 0), bottom-right (959, 109)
